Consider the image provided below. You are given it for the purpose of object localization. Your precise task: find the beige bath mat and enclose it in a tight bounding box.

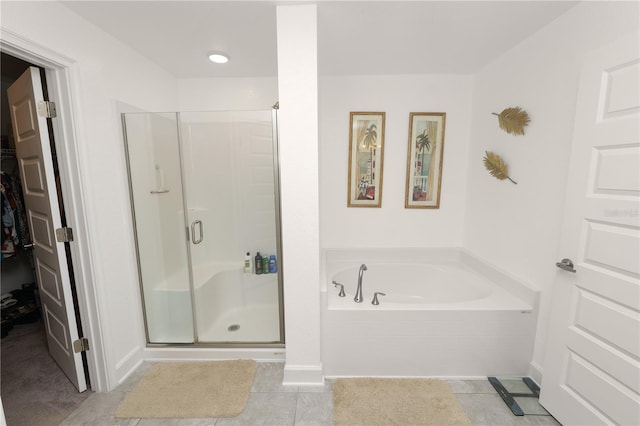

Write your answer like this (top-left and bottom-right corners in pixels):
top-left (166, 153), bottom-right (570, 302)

top-left (115, 360), bottom-right (256, 418)
top-left (333, 378), bottom-right (472, 426)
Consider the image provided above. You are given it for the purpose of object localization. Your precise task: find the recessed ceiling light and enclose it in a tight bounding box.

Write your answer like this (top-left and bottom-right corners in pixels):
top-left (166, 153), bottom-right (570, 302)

top-left (208, 52), bottom-right (229, 64)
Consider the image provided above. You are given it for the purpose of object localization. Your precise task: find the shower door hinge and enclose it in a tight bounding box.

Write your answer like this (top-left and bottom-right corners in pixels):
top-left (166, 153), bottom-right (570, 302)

top-left (37, 101), bottom-right (57, 118)
top-left (73, 337), bottom-right (90, 353)
top-left (56, 227), bottom-right (74, 243)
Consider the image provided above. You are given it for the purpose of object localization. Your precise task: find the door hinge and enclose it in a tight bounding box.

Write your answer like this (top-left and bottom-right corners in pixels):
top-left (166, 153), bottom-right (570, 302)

top-left (73, 337), bottom-right (90, 353)
top-left (55, 227), bottom-right (74, 243)
top-left (37, 100), bottom-right (57, 118)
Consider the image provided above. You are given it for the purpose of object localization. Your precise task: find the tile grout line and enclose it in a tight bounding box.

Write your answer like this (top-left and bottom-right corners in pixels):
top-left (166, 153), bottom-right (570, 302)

top-left (292, 391), bottom-right (300, 426)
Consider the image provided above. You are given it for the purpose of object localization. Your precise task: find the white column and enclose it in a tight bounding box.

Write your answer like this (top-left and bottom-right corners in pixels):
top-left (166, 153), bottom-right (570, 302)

top-left (276, 4), bottom-right (322, 385)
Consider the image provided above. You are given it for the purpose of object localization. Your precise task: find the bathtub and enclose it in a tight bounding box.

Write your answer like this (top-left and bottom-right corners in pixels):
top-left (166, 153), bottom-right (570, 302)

top-left (321, 247), bottom-right (539, 377)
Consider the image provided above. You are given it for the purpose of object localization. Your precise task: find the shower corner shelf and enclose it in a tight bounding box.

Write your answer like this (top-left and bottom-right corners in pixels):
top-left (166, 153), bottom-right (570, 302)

top-left (150, 189), bottom-right (169, 194)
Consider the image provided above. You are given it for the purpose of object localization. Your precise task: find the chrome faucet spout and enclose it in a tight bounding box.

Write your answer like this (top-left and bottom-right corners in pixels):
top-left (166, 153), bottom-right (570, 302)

top-left (354, 263), bottom-right (367, 303)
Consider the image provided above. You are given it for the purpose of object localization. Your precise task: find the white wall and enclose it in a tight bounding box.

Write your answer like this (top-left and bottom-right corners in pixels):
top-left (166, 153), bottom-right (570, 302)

top-left (464, 1), bottom-right (640, 382)
top-left (1, 1), bottom-right (179, 390)
top-left (320, 75), bottom-right (473, 249)
top-left (178, 77), bottom-right (278, 111)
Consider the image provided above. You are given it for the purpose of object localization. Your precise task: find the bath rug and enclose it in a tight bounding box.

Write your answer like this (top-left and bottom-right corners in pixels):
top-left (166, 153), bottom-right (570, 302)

top-left (115, 360), bottom-right (256, 418)
top-left (333, 378), bottom-right (472, 426)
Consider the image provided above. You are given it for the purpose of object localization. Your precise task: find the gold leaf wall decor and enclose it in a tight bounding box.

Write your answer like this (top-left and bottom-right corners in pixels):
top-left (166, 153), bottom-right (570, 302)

top-left (483, 151), bottom-right (517, 184)
top-left (492, 107), bottom-right (530, 135)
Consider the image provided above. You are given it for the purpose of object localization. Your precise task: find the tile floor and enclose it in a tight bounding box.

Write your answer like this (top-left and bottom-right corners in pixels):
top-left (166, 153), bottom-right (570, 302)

top-left (60, 362), bottom-right (562, 426)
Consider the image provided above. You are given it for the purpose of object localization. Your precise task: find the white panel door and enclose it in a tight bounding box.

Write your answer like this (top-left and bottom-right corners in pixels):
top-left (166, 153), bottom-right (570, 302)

top-left (7, 67), bottom-right (87, 392)
top-left (539, 33), bottom-right (639, 425)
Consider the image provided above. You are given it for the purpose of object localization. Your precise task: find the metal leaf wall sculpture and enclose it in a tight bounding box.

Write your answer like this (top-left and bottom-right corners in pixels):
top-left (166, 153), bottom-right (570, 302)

top-left (483, 151), bottom-right (517, 184)
top-left (492, 107), bottom-right (530, 135)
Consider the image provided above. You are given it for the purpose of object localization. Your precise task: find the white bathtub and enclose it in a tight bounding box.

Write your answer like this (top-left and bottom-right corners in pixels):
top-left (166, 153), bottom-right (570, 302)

top-left (321, 247), bottom-right (539, 377)
top-left (330, 263), bottom-right (532, 310)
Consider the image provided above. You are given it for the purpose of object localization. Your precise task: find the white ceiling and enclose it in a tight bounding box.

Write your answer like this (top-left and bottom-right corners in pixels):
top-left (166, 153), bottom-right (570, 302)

top-left (61, 1), bottom-right (579, 78)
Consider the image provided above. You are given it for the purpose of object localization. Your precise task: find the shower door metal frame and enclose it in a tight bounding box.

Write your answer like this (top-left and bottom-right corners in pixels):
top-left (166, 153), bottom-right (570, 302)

top-left (121, 113), bottom-right (153, 346)
top-left (271, 106), bottom-right (286, 345)
top-left (175, 111), bottom-right (200, 344)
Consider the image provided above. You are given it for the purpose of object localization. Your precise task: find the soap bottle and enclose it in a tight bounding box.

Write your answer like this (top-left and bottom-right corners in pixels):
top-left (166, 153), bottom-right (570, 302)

top-left (262, 255), bottom-right (270, 274)
top-left (269, 255), bottom-right (277, 273)
top-left (255, 252), bottom-right (263, 275)
top-left (243, 252), bottom-right (252, 273)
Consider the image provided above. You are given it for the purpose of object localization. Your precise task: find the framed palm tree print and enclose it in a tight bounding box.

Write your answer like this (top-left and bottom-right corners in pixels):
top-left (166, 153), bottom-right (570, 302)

top-left (348, 112), bottom-right (386, 207)
top-left (405, 112), bottom-right (446, 208)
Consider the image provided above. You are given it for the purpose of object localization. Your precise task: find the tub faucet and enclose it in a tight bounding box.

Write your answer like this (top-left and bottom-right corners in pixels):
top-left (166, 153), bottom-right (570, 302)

top-left (332, 281), bottom-right (346, 297)
top-left (372, 292), bottom-right (386, 305)
top-left (354, 264), bottom-right (367, 303)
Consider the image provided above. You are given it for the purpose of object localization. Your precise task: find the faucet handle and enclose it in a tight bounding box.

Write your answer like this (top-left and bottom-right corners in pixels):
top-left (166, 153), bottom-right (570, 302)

top-left (332, 281), bottom-right (346, 297)
top-left (372, 292), bottom-right (386, 305)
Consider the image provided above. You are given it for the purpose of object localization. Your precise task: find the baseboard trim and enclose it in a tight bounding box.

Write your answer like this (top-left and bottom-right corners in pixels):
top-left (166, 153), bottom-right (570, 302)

top-left (529, 361), bottom-right (543, 385)
top-left (283, 363), bottom-right (324, 385)
top-left (114, 345), bottom-right (144, 390)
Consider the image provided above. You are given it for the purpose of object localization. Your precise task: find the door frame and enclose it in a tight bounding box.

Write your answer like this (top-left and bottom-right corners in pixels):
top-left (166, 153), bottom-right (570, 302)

top-left (1, 29), bottom-right (108, 392)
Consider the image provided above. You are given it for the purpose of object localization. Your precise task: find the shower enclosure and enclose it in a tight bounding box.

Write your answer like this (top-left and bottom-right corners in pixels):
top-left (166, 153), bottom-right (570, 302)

top-left (122, 109), bottom-right (283, 345)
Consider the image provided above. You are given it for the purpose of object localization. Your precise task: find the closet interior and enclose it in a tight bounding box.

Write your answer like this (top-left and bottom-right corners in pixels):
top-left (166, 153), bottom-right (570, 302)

top-left (1, 52), bottom-right (40, 337)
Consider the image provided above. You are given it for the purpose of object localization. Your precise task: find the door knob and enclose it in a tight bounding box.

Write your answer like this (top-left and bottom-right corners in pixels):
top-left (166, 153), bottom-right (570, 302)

top-left (556, 258), bottom-right (576, 273)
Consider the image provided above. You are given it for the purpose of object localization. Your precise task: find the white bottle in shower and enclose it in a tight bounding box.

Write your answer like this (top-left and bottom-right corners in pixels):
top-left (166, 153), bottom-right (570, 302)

top-left (244, 252), bottom-right (252, 273)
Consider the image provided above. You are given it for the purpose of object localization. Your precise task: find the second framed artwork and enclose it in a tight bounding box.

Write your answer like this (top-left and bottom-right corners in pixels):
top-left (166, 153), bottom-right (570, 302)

top-left (348, 112), bottom-right (386, 207)
top-left (405, 112), bottom-right (446, 208)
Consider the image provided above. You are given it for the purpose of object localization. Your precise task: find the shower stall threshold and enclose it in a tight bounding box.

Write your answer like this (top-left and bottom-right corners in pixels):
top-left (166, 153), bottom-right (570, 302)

top-left (143, 345), bottom-right (285, 363)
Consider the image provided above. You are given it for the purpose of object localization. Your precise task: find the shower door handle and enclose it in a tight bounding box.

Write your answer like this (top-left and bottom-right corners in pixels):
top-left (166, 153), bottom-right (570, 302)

top-left (191, 220), bottom-right (203, 244)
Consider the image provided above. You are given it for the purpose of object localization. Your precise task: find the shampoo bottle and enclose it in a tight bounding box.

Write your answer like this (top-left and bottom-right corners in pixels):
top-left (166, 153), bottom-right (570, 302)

top-left (255, 252), bottom-right (263, 275)
top-left (243, 252), bottom-right (252, 273)
top-left (269, 255), bottom-right (277, 273)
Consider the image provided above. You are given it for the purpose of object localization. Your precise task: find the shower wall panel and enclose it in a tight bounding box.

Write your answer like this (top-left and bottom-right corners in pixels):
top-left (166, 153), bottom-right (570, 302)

top-left (180, 112), bottom-right (277, 273)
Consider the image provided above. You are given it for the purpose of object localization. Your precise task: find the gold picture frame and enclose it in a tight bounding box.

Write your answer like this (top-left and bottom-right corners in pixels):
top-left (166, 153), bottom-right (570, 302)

top-left (405, 112), bottom-right (446, 209)
top-left (347, 112), bottom-right (385, 207)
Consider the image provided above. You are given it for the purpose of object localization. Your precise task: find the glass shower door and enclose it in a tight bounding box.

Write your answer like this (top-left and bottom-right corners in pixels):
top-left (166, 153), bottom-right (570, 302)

top-left (179, 110), bottom-right (282, 344)
top-left (123, 112), bottom-right (194, 344)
